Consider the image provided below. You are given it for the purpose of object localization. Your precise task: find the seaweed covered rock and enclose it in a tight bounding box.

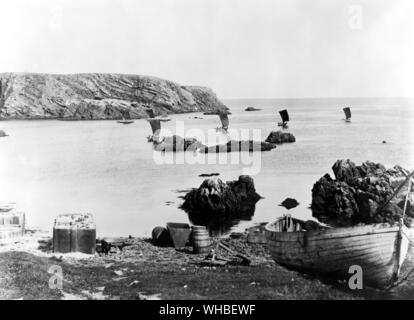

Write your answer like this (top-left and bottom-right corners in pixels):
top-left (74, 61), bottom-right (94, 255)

top-left (181, 175), bottom-right (262, 216)
top-left (265, 131), bottom-right (296, 144)
top-left (311, 159), bottom-right (413, 227)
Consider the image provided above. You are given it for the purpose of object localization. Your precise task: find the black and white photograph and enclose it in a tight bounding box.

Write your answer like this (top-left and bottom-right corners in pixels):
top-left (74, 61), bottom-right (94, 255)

top-left (0, 0), bottom-right (414, 306)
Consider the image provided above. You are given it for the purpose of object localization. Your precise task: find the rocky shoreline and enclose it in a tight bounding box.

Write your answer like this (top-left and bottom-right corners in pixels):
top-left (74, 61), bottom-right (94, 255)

top-left (2, 228), bottom-right (414, 300)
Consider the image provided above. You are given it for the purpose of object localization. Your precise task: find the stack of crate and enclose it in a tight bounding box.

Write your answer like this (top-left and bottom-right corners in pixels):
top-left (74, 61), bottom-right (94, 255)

top-left (0, 210), bottom-right (26, 244)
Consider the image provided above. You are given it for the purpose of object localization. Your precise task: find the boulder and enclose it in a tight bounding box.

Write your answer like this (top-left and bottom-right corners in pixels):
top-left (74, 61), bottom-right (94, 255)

top-left (181, 175), bottom-right (262, 216)
top-left (265, 131), bottom-right (295, 144)
top-left (0, 130), bottom-right (7, 137)
top-left (312, 160), bottom-right (413, 227)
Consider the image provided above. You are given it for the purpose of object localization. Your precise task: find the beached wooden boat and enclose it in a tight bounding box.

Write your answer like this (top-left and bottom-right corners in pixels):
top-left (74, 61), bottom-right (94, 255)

top-left (265, 217), bottom-right (410, 288)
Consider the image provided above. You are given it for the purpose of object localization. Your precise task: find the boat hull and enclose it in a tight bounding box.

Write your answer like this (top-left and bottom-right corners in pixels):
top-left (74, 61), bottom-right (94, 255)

top-left (265, 220), bottom-right (410, 288)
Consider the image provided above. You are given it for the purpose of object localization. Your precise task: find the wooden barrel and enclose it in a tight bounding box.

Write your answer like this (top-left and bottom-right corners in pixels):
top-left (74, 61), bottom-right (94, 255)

top-left (191, 225), bottom-right (212, 254)
top-left (53, 213), bottom-right (96, 254)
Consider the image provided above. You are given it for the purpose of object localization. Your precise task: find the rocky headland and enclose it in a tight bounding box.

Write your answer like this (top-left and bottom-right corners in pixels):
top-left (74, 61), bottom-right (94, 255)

top-left (0, 73), bottom-right (227, 120)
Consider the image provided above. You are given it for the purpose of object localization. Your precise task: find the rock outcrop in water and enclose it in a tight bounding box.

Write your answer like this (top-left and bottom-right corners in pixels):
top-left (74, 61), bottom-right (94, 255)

top-left (245, 107), bottom-right (261, 111)
top-left (153, 135), bottom-right (206, 152)
top-left (201, 140), bottom-right (276, 153)
top-left (311, 159), bottom-right (413, 227)
top-left (149, 137), bottom-right (276, 153)
top-left (0, 73), bottom-right (227, 119)
top-left (265, 131), bottom-right (296, 144)
top-left (181, 175), bottom-right (261, 216)
top-left (0, 130), bottom-right (7, 137)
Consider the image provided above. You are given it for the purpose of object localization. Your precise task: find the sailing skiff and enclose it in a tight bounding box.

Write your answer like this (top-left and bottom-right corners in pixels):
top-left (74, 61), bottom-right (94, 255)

top-left (265, 217), bottom-right (410, 288)
top-left (343, 107), bottom-right (351, 122)
top-left (277, 109), bottom-right (289, 128)
top-left (218, 112), bottom-right (229, 131)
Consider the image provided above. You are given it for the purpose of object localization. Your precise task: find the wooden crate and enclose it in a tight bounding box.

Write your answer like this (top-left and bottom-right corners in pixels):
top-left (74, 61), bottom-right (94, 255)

top-left (53, 213), bottom-right (96, 254)
top-left (0, 212), bottom-right (25, 244)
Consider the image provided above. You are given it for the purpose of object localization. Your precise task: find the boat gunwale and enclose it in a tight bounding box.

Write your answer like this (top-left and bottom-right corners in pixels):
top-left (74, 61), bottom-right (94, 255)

top-left (264, 218), bottom-right (401, 242)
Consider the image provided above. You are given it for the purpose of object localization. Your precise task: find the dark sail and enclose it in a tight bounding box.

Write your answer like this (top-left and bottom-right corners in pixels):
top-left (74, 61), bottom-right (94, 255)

top-left (219, 112), bottom-right (229, 129)
top-left (279, 109), bottom-right (289, 123)
top-left (148, 119), bottom-right (161, 135)
top-left (343, 107), bottom-right (351, 119)
top-left (145, 108), bottom-right (155, 119)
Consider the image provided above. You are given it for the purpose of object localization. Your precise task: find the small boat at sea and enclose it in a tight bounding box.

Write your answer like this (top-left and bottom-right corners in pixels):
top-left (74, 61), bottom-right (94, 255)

top-left (343, 107), bottom-right (351, 122)
top-left (277, 109), bottom-right (289, 129)
top-left (117, 110), bottom-right (134, 124)
top-left (265, 216), bottom-right (410, 288)
top-left (146, 108), bottom-right (171, 143)
top-left (217, 112), bottom-right (229, 132)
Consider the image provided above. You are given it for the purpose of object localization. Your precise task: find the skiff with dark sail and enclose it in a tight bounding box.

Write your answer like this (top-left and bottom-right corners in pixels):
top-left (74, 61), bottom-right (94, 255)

top-left (217, 112), bottom-right (229, 132)
top-left (343, 107), bottom-right (351, 122)
top-left (278, 109), bottom-right (289, 129)
top-left (145, 107), bottom-right (171, 144)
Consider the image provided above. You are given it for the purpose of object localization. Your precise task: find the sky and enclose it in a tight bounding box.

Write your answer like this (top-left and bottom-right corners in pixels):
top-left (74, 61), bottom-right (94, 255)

top-left (0, 0), bottom-right (413, 99)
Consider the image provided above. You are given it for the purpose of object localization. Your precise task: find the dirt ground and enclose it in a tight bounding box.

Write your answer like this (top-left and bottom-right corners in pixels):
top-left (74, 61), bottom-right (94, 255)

top-left (0, 230), bottom-right (413, 300)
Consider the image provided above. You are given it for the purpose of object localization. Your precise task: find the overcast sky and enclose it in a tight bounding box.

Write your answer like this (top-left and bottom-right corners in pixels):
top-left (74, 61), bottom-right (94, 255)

top-left (0, 0), bottom-right (413, 98)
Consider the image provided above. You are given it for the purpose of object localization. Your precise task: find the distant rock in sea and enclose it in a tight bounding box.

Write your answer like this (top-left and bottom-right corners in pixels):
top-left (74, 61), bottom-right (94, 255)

top-left (0, 73), bottom-right (227, 120)
top-left (150, 137), bottom-right (276, 153)
top-left (201, 140), bottom-right (276, 153)
top-left (244, 107), bottom-right (261, 111)
top-left (199, 173), bottom-right (220, 177)
top-left (153, 135), bottom-right (206, 152)
top-left (265, 131), bottom-right (296, 144)
top-left (0, 130), bottom-right (7, 137)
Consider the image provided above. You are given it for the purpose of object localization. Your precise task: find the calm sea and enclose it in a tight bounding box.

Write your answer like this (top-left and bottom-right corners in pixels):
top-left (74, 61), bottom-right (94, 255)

top-left (1, 97), bottom-right (413, 237)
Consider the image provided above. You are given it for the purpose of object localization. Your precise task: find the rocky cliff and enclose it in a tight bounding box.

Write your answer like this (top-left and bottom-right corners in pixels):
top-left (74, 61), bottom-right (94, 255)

top-left (0, 73), bottom-right (227, 119)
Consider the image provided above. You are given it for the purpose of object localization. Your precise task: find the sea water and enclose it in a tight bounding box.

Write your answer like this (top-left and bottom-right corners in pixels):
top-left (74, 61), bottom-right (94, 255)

top-left (0, 97), bottom-right (413, 237)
